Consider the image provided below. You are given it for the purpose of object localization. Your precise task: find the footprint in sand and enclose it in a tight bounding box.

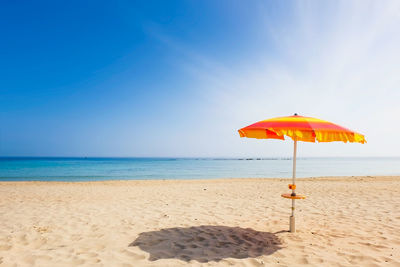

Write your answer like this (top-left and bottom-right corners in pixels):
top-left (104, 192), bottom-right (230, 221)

top-left (0, 245), bottom-right (12, 251)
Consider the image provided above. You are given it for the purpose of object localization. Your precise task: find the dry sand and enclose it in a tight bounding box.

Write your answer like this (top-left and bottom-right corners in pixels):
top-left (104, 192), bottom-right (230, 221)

top-left (0, 176), bottom-right (399, 266)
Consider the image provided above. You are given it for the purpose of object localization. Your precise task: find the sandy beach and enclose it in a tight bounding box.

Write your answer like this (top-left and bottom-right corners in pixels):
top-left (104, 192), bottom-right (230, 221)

top-left (0, 176), bottom-right (399, 266)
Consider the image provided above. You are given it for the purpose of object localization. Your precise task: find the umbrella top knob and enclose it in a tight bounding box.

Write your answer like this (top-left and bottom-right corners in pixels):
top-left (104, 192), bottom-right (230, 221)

top-left (294, 113), bottom-right (298, 116)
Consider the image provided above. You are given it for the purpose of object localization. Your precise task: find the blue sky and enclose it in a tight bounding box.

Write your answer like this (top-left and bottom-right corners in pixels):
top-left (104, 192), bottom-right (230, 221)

top-left (1, 1), bottom-right (400, 157)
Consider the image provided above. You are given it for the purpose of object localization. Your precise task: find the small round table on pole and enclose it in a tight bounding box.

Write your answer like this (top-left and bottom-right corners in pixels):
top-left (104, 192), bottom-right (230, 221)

top-left (281, 137), bottom-right (306, 233)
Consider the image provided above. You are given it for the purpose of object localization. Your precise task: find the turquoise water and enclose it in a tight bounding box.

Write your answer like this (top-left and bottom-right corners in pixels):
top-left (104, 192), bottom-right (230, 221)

top-left (1, 157), bottom-right (400, 181)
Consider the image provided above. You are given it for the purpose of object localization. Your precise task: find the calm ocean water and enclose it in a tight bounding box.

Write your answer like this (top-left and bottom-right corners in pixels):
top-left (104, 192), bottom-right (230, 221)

top-left (0, 157), bottom-right (400, 182)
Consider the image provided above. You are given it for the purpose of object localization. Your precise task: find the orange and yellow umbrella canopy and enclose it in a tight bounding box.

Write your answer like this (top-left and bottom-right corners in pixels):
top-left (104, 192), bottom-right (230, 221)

top-left (238, 114), bottom-right (366, 144)
top-left (238, 114), bottom-right (366, 232)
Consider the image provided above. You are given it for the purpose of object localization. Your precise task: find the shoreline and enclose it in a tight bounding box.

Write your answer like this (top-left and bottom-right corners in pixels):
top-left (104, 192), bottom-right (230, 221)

top-left (0, 175), bottom-right (398, 184)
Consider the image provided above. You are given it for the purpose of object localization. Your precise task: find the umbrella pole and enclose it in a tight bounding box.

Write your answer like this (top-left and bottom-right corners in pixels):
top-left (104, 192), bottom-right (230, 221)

top-left (290, 138), bottom-right (297, 232)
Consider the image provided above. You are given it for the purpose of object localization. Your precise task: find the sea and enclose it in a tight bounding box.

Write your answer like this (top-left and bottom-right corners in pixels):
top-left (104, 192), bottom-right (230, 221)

top-left (0, 157), bottom-right (399, 182)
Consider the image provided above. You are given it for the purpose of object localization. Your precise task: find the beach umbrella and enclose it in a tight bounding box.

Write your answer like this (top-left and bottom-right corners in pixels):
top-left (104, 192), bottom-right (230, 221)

top-left (238, 114), bottom-right (366, 232)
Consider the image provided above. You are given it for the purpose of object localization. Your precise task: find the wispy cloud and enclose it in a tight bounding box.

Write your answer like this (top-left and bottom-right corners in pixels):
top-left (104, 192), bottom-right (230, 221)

top-left (146, 0), bottom-right (400, 157)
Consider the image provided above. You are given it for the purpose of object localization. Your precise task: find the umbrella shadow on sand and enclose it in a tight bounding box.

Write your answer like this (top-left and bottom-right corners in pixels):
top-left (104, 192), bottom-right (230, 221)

top-left (129, 225), bottom-right (282, 263)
